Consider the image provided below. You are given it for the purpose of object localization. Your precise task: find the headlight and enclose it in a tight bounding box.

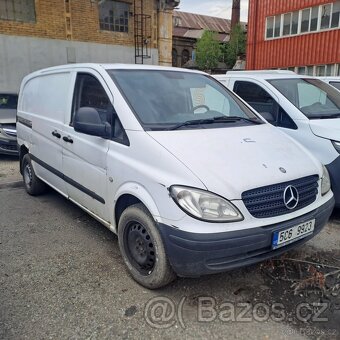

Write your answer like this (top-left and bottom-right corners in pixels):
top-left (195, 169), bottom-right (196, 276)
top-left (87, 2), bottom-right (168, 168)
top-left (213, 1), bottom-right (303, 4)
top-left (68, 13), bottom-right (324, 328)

top-left (321, 165), bottom-right (331, 196)
top-left (332, 140), bottom-right (340, 154)
top-left (169, 186), bottom-right (243, 222)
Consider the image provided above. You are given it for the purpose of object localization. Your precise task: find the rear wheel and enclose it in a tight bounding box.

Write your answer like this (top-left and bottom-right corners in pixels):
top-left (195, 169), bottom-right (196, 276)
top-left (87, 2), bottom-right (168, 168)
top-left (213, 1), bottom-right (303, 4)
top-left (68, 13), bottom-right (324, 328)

top-left (22, 154), bottom-right (47, 195)
top-left (118, 203), bottom-right (176, 289)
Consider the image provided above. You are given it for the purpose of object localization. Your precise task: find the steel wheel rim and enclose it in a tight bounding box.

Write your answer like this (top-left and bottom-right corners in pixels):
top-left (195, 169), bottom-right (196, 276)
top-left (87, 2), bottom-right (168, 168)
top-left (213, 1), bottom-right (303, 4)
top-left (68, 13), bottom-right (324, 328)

top-left (124, 221), bottom-right (156, 275)
top-left (23, 163), bottom-right (32, 188)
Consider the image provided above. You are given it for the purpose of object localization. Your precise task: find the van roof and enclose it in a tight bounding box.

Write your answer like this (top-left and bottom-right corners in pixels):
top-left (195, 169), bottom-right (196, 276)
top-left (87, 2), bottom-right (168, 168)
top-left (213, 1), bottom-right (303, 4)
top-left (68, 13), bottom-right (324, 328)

top-left (30, 63), bottom-right (206, 75)
top-left (317, 76), bottom-right (340, 81)
top-left (215, 70), bottom-right (316, 80)
top-left (227, 70), bottom-right (295, 75)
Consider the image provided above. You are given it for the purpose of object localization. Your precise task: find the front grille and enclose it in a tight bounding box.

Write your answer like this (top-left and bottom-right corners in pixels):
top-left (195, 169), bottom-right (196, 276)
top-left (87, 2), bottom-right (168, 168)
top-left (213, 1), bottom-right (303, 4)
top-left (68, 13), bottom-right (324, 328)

top-left (242, 175), bottom-right (319, 218)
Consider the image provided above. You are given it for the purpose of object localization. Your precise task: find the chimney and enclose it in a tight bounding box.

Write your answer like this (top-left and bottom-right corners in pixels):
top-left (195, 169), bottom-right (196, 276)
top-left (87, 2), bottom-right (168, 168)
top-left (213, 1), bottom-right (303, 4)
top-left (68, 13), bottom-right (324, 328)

top-left (231, 0), bottom-right (240, 29)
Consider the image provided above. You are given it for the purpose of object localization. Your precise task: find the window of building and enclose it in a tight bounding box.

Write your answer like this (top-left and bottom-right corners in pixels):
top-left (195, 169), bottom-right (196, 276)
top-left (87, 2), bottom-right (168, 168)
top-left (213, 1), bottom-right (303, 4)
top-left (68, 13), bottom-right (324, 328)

top-left (331, 2), bottom-right (340, 27)
top-left (316, 65), bottom-right (326, 76)
top-left (0, 0), bottom-right (35, 22)
top-left (297, 66), bottom-right (306, 75)
top-left (283, 13), bottom-right (292, 36)
top-left (291, 11), bottom-right (299, 34)
top-left (321, 4), bottom-right (332, 29)
top-left (274, 14), bottom-right (281, 37)
top-left (99, 1), bottom-right (130, 33)
top-left (301, 8), bottom-right (311, 33)
top-left (266, 16), bottom-right (274, 38)
top-left (306, 66), bottom-right (314, 76)
top-left (310, 6), bottom-right (319, 31)
top-left (182, 49), bottom-right (190, 66)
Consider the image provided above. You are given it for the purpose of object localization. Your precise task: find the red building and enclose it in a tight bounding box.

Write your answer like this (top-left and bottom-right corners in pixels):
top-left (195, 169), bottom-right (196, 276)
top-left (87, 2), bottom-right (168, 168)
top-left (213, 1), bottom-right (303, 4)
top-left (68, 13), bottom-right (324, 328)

top-left (247, 0), bottom-right (340, 76)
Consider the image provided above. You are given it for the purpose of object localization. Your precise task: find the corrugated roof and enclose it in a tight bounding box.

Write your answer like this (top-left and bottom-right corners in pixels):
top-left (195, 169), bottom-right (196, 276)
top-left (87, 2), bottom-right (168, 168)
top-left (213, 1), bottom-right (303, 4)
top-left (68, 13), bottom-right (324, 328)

top-left (173, 11), bottom-right (246, 41)
top-left (174, 10), bottom-right (231, 33)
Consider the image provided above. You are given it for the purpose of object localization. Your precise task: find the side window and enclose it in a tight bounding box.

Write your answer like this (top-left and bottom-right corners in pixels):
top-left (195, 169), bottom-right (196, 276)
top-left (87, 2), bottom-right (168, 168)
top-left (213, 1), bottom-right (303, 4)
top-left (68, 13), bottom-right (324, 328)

top-left (72, 73), bottom-right (128, 144)
top-left (233, 81), bottom-right (297, 130)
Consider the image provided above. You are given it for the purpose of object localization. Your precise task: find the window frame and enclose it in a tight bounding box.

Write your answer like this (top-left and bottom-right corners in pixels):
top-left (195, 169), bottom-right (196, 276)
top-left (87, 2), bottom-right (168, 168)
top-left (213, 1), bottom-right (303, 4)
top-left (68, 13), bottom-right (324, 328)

top-left (98, 0), bottom-right (130, 34)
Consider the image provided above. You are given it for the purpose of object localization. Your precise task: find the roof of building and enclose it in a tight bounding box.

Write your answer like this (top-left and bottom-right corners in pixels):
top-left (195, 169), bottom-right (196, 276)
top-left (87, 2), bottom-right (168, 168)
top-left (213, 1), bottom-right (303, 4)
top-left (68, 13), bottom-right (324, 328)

top-left (173, 10), bottom-right (247, 42)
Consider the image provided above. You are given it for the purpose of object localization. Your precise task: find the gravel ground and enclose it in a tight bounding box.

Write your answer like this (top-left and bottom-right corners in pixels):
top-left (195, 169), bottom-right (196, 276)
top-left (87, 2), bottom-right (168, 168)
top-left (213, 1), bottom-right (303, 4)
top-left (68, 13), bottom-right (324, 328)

top-left (0, 155), bottom-right (20, 183)
top-left (0, 186), bottom-right (339, 340)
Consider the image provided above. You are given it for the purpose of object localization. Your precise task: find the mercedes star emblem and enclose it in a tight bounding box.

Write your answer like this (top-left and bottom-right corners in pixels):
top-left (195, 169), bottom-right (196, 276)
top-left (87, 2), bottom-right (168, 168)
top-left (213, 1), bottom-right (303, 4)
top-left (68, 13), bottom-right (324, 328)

top-left (283, 185), bottom-right (299, 210)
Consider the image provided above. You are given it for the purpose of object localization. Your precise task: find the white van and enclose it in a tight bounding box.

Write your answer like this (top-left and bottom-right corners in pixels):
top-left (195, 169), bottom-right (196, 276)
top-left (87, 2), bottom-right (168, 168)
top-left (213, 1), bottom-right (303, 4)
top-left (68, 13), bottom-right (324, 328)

top-left (17, 64), bottom-right (334, 289)
top-left (214, 71), bottom-right (340, 208)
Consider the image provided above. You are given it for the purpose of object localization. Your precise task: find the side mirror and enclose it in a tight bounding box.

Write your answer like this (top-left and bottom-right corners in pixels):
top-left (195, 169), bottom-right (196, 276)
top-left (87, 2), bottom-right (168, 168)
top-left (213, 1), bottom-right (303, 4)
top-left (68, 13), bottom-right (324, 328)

top-left (74, 107), bottom-right (111, 138)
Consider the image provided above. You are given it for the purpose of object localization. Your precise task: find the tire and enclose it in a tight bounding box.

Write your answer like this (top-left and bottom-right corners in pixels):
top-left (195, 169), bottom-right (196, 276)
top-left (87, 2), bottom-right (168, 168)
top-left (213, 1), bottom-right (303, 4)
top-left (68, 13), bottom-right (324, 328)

top-left (22, 154), bottom-right (47, 196)
top-left (118, 203), bottom-right (176, 289)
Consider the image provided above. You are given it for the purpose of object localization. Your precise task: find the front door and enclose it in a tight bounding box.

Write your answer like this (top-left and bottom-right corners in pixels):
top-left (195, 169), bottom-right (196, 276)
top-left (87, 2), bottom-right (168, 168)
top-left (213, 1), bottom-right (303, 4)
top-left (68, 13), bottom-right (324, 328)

top-left (62, 71), bottom-right (112, 219)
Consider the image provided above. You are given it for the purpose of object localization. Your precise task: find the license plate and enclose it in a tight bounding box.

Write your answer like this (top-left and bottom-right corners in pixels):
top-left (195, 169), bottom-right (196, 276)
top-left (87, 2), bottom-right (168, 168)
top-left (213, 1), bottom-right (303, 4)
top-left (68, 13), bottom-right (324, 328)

top-left (272, 219), bottom-right (315, 249)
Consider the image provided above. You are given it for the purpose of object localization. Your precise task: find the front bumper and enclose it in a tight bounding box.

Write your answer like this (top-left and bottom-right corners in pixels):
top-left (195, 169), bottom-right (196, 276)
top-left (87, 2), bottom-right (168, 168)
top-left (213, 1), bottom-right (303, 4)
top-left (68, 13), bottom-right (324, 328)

top-left (0, 138), bottom-right (18, 155)
top-left (326, 156), bottom-right (340, 207)
top-left (158, 197), bottom-right (334, 277)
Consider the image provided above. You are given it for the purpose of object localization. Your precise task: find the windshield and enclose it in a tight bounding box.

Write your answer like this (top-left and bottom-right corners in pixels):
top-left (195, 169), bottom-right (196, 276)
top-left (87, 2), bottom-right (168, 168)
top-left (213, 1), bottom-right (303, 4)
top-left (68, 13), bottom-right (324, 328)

top-left (0, 94), bottom-right (18, 110)
top-left (108, 70), bottom-right (262, 130)
top-left (268, 78), bottom-right (340, 119)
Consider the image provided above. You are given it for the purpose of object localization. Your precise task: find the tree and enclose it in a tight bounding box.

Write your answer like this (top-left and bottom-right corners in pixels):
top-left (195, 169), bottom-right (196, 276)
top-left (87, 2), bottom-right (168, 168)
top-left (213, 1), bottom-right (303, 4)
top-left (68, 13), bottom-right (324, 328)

top-left (224, 23), bottom-right (246, 68)
top-left (195, 30), bottom-right (222, 72)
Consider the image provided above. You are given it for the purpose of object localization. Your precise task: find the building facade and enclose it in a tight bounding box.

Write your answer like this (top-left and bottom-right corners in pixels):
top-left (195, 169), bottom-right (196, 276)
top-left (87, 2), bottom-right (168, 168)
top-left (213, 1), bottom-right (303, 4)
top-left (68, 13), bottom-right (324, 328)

top-left (247, 0), bottom-right (340, 76)
top-left (0, 0), bottom-right (178, 92)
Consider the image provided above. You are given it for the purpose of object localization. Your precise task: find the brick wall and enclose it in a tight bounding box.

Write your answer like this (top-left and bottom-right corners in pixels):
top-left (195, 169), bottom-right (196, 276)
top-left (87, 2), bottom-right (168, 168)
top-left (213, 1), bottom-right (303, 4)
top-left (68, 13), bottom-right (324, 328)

top-left (0, 0), bottom-right (158, 48)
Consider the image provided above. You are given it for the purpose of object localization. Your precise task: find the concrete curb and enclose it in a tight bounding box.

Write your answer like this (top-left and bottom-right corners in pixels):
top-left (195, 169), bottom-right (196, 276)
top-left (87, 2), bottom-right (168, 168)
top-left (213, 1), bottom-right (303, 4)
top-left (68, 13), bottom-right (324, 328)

top-left (0, 180), bottom-right (23, 190)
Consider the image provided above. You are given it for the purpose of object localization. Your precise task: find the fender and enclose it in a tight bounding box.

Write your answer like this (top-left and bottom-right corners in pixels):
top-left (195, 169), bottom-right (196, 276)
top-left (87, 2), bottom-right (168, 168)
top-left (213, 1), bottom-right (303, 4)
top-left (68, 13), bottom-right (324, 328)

top-left (113, 181), bottom-right (163, 224)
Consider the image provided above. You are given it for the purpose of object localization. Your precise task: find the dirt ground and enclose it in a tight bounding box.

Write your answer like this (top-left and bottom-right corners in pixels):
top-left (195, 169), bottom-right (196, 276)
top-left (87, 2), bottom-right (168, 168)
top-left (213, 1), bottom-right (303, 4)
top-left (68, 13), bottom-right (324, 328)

top-left (0, 155), bottom-right (21, 183)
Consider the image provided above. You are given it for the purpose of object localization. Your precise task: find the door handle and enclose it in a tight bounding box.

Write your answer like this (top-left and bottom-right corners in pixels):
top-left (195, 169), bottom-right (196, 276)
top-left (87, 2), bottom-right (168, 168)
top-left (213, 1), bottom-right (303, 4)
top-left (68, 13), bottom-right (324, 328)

top-left (63, 136), bottom-right (73, 144)
top-left (52, 130), bottom-right (61, 139)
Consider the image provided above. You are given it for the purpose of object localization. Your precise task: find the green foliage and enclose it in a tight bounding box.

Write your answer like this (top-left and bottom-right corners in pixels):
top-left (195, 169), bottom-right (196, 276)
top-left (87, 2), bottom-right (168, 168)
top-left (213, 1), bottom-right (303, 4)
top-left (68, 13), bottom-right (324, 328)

top-left (195, 30), bottom-right (222, 71)
top-left (224, 24), bottom-right (246, 68)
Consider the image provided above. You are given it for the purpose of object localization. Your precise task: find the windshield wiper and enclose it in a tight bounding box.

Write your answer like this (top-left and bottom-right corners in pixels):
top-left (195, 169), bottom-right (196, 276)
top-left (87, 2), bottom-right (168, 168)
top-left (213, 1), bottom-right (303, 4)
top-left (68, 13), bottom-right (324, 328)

top-left (170, 116), bottom-right (261, 130)
top-left (213, 116), bottom-right (262, 124)
top-left (170, 119), bottom-right (215, 130)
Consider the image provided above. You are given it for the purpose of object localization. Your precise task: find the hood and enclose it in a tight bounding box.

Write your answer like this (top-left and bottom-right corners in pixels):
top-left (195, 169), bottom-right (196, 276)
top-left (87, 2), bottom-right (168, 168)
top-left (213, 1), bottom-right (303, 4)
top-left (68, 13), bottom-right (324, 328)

top-left (309, 118), bottom-right (340, 141)
top-left (0, 109), bottom-right (17, 124)
top-left (148, 124), bottom-right (321, 199)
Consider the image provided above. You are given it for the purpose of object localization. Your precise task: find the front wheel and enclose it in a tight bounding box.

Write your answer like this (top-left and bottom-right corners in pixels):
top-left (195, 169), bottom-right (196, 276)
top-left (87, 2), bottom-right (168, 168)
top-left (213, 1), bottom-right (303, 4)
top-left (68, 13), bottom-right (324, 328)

top-left (118, 203), bottom-right (176, 289)
top-left (22, 154), bottom-right (47, 196)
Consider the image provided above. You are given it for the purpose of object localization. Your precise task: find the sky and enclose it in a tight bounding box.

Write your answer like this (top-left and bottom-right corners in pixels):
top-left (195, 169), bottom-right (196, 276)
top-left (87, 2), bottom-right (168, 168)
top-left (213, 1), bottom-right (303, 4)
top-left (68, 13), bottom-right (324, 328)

top-left (177, 0), bottom-right (249, 22)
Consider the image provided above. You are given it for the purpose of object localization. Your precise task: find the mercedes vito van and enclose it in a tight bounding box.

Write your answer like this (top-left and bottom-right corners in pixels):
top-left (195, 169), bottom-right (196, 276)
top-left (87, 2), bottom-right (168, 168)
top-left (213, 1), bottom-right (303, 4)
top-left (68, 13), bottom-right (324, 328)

top-left (17, 64), bottom-right (334, 289)
top-left (214, 71), bottom-right (340, 208)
